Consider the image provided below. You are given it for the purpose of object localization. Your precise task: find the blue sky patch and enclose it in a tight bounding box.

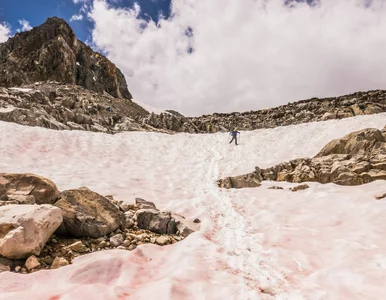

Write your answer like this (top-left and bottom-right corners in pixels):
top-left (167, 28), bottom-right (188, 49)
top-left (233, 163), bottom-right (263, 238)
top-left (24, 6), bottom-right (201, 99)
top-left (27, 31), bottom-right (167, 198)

top-left (0, 0), bottom-right (172, 42)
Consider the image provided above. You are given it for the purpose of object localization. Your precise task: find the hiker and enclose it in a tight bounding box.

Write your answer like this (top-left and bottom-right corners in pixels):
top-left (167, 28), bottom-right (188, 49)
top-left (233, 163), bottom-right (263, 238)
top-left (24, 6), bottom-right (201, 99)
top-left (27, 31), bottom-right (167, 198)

top-left (229, 127), bottom-right (240, 145)
top-left (106, 106), bottom-right (112, 112)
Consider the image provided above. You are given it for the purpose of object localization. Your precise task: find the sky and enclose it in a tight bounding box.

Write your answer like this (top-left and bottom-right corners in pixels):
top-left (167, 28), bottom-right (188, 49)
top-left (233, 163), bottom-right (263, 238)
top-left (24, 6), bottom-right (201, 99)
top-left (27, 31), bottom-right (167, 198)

top-left (1, 1), bottom-right (386, 116)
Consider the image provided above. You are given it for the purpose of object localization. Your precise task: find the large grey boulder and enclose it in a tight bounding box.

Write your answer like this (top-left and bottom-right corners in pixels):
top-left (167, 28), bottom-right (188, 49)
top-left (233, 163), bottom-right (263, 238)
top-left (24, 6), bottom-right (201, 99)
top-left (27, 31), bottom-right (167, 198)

top-left (54, 187), bottom-right (125, 238)
top-left (135, 209), bottom-right (177, 234)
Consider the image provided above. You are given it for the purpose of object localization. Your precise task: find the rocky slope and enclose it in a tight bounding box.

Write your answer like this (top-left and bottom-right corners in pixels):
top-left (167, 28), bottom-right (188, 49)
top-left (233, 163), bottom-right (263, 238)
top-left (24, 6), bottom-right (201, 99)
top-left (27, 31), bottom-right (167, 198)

top-left (0, 82), bottom-right (175, 133)
top-left (144, 90), bottom-right (386, 133)
top-left (2, 84), bottom-right (385, 134)
top-left (218, 125), bottom-right (386, 188)
top-left (0, 17), bottom-right (131, 100)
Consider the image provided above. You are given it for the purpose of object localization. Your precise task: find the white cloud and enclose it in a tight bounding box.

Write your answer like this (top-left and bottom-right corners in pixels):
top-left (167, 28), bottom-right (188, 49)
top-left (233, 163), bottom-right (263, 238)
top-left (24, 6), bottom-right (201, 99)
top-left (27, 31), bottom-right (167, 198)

top-left (70, 14), bottom-right (84, 22)
top-left (89, 0), bottom-right (386, 116)
top-left (18, 19), bottom-right (32, 32)
top-left (0, 22), bottom-right (10, 43)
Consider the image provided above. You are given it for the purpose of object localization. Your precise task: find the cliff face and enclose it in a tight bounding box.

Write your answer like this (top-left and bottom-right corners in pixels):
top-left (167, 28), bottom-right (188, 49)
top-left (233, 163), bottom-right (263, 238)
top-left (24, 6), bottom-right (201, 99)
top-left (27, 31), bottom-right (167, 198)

top-left (0, 17), bottom-right (132, 100)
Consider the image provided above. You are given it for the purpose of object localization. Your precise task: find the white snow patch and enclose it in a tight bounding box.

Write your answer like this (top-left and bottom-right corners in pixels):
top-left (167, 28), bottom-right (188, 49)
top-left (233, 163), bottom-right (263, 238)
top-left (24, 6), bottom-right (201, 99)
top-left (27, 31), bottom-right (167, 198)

top-left (0, 113), bottom-right (386, 299)
top-left (0, 106), bottom-right (16, 113)
top-left (9, 87), bottom-right (33, 92)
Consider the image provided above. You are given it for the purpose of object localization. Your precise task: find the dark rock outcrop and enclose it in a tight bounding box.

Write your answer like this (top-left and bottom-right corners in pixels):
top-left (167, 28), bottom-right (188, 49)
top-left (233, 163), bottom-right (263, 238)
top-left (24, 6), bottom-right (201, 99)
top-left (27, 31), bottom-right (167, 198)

top-left (0, 17), bottom-right (131, 100)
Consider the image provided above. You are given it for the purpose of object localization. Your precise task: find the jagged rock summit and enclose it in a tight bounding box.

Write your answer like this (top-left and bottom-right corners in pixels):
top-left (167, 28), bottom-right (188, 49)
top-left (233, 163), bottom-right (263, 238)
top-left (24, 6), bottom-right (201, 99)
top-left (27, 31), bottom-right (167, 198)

top-left (0, 17), bottom-right (131, 100)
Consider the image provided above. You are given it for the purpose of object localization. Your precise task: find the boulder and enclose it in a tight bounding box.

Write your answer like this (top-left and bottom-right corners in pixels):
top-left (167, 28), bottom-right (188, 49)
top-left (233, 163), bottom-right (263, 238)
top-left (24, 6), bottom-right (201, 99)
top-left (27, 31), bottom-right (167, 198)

top-left (156, 236), bottom-right (170, 246)
top-left (172, 214), bottom-right (199, 237)
top-left (51, 257), bottom-right (69, 269)
top-left (123, 215), bottom-right (135, 230)
top-left (364, 105), bottom-right (384, 115)
top-left (54, 188), bottom-right (125, 238)
top-left (0, 204), bottom-right (63, 259)
top-left (135, 198), bottom-right (157, 209)
top-left (118, 201), bottom-right (135, 212)
top-left (350, 104), bottom-right (364, 116)
top-left (25, 255), bottom-right (40, 271)
top-left (290, 184), bottom-right (310, 192)
top-left (109, 234), bottom-right (124, 247)
top-left (0, 257), bottom-right (24, 272)
top-left (136, 209), bottom-right (177, 234)
top-left (0, 173), bottom-right (60, 205)
top-left (217, 173), bottom-right (261, 189)
top-left (68, 241), bottom-right (88, 253)
top-left (315, 128), bottom-right (385, 157)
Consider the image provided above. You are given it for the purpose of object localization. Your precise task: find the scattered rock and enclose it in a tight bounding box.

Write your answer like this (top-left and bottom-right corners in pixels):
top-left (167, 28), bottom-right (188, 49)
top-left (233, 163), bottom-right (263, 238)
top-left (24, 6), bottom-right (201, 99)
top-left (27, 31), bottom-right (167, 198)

top-left (127, 244), bottom-right (136, 251)
top-left (193, 218), bottom-right (201, 223)
top-left (68, 241), bottom-right (88, 253)
top-left (109, 234), bottom-right (124, 247)
top-left (25, 255), bottom-right (40, 271)
top-left (124, 218), bottom-right (135, 230)
top-left (0, 204), bottom-right (62, 259)
top-left (54, 188), bottom-right (125, 238)
top-left (119, 202), bottom-right (135, 212)
top-left (0, 263), bottom-right (10, 272)
top-left (217, 173), bottom-right (261, 189)
top-left (99, 241), bottom-right (108, 248)
top-left (156, 236), bottom-right (170, 246)
top-left (375, 193), bottom-right (386, 200)
top-left (268, 186), bottom-right (284, 190)
top-left (51, 257), bottom-right (69, 269)
top-left (0, 257), bottom-right (23, 272)
top-left (122, 240), bottom-right (131, 248)
top-left (290, 184), bottom-right (310, 192)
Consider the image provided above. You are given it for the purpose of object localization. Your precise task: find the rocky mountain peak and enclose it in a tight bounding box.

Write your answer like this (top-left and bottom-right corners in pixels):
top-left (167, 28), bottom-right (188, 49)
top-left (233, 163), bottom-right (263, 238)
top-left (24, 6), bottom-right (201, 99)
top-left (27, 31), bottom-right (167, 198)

top-left (0, 17), bottom-right (132, 100)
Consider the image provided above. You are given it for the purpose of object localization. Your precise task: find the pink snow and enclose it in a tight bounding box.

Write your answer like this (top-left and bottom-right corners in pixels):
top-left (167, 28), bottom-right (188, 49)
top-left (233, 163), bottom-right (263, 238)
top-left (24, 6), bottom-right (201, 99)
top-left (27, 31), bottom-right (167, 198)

top-left (0, 113), bottom-right (386, 299)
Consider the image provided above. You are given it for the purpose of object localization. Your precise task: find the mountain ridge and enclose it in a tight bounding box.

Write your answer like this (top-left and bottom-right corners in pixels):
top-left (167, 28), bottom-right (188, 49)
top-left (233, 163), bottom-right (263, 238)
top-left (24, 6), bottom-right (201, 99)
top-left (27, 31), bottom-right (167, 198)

top-left (0, 17), bottom-right (132, 100)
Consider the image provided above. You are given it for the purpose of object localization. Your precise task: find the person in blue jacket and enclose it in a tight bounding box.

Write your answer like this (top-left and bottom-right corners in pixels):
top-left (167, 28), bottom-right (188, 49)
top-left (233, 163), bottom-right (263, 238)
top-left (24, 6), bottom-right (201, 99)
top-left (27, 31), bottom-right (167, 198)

top-left (229, 127), bottom-right (240, 145)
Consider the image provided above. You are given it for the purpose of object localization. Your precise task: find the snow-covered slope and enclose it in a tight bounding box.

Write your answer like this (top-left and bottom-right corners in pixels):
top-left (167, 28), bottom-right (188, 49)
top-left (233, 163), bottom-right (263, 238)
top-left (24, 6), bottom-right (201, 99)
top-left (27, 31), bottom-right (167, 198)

top-left (0, 114), bottom-right (386, 299)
